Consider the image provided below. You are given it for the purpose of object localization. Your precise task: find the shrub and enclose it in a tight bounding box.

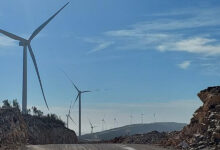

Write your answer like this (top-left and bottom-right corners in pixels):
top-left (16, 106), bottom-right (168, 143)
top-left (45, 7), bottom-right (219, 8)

top-left (2, 99), bottom-right (11, 108)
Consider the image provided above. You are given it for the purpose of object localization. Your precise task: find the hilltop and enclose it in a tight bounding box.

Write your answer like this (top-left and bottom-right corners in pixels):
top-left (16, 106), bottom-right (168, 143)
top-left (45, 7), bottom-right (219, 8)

top-left (0, 100), bottom-right (77, 149)
top-left (81, 122), bottom-right (186, 141)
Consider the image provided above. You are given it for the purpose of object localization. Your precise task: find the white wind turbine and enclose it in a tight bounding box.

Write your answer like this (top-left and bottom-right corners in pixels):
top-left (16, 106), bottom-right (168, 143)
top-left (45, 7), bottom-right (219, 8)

top-left (0, 2), bottom-right (69, 114)
top-left (101, 116), bottom-right (106, 131)
top-left (63, 72), bottom-right (91, 138)
top-left (89, 119), bottom-right (97, 134)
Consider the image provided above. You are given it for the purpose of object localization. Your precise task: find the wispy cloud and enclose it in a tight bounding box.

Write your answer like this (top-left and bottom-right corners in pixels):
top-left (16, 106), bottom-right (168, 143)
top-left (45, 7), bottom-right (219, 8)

top-left (88, 41), bottom-right (114, 54)
top-left (0, 36), bottom-right (16, 47)
top-left (84, 38), bottom-right (114, 54)
top-left (178, 61), bottom-right (191, 69)
top-left (85, 7), bottom-right (220, 56)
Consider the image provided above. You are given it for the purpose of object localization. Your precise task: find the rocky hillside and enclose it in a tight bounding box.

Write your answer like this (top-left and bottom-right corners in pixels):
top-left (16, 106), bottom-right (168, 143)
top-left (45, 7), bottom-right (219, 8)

top-left (24, 114), bottom-right (77, 145)
top-left (0, 108), bottom-right (27, 149)
top-left (162, 86), bottom-right (220, 149)
top-left (0, 105), bottom-right (77, 149)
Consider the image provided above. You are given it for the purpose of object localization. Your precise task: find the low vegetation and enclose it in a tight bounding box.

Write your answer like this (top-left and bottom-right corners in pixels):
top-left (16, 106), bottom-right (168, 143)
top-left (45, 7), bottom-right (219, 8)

top-left (0, 99), bottom-right (65, 126)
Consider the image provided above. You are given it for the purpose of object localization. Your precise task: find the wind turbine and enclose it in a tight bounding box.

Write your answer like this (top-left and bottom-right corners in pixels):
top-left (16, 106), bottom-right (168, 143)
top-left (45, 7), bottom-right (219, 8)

top-left (101, 117), bottom-right (106, 131)
top-left (141, 113), bottom-right (144, 124)
top-left (114, 117), bottom-right (117, 128)
top-left (130, 114), bottom-right (133, 125)
top-left (154, 113), bottom-right (156, 123)
top-left (0, 2), bottom-right (69, 114)
top-left (63, 72), bottom-right (91, 138)
top-left (89, 120), bottom-right (97, 134)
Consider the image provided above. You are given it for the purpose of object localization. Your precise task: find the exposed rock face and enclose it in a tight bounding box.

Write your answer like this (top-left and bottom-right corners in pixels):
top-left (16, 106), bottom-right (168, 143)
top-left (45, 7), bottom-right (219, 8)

top-left (162, 86), bottom-right (220, 149)
top-left (0, 108), bottom-right (77, 148)
top-left (24, 115), bottom-right (77, 144)
top-left (0, 108), bottom-right (27, 149)
top-left (109, 131), bottom-right (168, 144)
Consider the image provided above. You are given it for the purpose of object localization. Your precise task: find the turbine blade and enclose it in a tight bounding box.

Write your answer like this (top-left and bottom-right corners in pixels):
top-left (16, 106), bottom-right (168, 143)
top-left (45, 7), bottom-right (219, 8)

top-left (62, 70), bottom-right (80, 92)
top-left (72, 94), bottom-right (79, 108)
top-left (69, 115), bottom-right (76, 125)
top-left (89, 119), bottom-right (92, 127)
top-left (82, 90), bottom-right (91, 93)
top-left (0, 29), bottom-right (25, 41)
top-left (29, 2), bottom-right (69, 41)
top-left (28, 44), bottom-right (49, 110)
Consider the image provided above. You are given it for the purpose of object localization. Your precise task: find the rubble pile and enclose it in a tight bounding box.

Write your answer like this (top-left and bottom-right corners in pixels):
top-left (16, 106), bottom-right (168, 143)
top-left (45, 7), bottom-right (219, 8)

top-left (162, 86), bottom-right (220, 149)
top-left (110, 131), bottom-right (168, 144)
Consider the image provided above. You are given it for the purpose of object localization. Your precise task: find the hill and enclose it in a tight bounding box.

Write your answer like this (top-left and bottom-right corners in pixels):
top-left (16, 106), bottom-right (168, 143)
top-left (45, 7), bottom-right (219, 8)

top-left (81, 122), bottom-right (186, 141)
top-left (0, 102), bottom-right (77, 149)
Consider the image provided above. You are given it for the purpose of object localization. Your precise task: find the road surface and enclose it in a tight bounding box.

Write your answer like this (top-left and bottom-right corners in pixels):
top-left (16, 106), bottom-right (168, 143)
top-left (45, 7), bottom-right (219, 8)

top-left (25, 144), bottom-right (173, 150)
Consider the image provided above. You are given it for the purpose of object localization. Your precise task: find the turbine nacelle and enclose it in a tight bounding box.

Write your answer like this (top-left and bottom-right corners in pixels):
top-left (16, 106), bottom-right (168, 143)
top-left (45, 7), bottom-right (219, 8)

top-left (19, 40), bottom-right (29, 46)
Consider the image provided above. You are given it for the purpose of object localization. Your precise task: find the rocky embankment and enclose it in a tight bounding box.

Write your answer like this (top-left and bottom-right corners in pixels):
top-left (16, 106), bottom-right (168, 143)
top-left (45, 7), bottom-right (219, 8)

top-left (0, 108), bottom-right (27, 149)
top-left (107, 87), bottom-right (220, 149)
top-left (0, 107), bottom-right (77, 149)
top-left (162, 86), bottom-right (220, 149)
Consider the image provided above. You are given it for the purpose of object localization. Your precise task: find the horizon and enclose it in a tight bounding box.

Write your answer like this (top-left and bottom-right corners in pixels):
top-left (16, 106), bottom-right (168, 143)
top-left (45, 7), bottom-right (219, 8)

top-left (0, 0), bottom-right (219, 134)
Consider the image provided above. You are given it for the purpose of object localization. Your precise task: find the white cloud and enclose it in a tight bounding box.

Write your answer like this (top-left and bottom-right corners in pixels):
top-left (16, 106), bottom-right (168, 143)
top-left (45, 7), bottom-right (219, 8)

top-left (178, 61), bottom-right (191, 69)
top-left (88, 41), bottom-right (114, 54)
top-left (158, 37), bottom-right (220, 56)
top-left (84, 38), bottom-right (114, 54)
top-left (0, 36), bottom-right (16, 47)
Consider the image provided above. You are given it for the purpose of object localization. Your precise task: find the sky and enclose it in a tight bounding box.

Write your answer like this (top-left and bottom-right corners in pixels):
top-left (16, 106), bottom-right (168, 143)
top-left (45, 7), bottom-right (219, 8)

top-left (0, 0), bottom-right (220, 134)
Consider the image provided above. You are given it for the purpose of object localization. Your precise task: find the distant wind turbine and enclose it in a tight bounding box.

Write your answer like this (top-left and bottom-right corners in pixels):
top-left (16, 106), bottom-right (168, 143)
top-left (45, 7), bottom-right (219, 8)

top-left (89, 119), bottom-right (97, 134)
top-left (0, 2), bottom-right (69, 114)
top-left (141, 113), bottom-right (144, 124)
top-left (154, 113), bottom-right (156, 123)
top-left (63, 72), bottom-right (91, 138)
top-left (130, 114), bottom-right (133, 125)
top-left (114, 117), bottom-right (117, 128)
top-left (101, 116), bottom-right (106, 131)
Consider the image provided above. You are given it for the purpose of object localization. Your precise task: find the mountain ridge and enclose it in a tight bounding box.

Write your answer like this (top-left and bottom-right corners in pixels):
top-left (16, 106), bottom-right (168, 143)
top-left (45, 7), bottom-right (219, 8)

top-left (81, 122), bottom-right (186, 141)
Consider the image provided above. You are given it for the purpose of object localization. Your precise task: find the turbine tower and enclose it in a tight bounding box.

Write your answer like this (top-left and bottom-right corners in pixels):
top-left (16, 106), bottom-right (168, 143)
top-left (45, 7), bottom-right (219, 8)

top-left (101, 117), bottom-right (106, 131)
top-left (63, 72), bottom-right (91, 138)
top-left (0, 2), bottom-right (69, 114)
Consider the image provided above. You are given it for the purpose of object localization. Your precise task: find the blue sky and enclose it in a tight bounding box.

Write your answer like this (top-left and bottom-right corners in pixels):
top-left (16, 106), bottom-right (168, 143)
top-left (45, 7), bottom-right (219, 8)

top-left (0, 0), bottom-right (220, 134)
